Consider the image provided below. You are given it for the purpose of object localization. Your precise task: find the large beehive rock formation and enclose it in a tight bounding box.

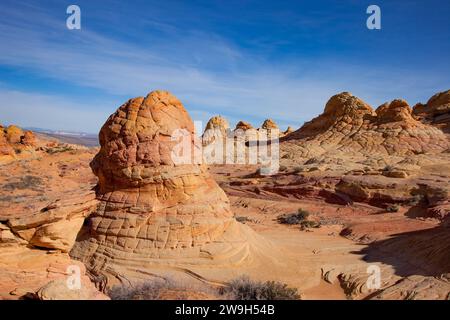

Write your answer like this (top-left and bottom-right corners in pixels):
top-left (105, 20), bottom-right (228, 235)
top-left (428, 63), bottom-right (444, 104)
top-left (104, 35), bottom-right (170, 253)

top-left (283, 92), bottom-right (450, 158)
top-left (70, 91), bottom-right (269, 284)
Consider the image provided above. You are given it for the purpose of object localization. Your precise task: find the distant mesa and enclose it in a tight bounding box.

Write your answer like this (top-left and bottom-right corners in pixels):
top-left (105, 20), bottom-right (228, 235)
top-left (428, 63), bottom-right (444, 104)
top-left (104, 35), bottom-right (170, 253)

top-left (283, 91), bottom-right (450, 157)
top-left (70, 90), bottom-right (273, 286)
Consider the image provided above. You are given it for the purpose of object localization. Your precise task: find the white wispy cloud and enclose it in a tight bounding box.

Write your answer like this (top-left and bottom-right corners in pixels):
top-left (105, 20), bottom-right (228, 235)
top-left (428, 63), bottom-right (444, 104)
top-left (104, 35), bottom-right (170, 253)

top-left (0, 1), bottom-right (448, 133)
top-left (0, 88), bottom-right (109, 133)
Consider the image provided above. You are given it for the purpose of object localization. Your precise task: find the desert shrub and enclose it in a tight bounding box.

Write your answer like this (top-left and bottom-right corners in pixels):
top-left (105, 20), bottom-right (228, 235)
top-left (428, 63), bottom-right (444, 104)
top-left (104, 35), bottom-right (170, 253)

top-left (46, 145), bottom-right (75, 154)
top-left (2, 175), bottom-right (43, 191)
top-left (386, 204), bottom-right (400, 213)
top-left (109, 279), bottom-right (171, 300)
top-left (277, 209), bottom-right (310, 225)
top-left (407, 194), bottom-right (424, 206)
top-left (221, 276), bottom-right (300, 300)
top-left (108, 278), bottom-right (216, 300)
top-left (235, 216), bottom-right (250, 223)
top-left (383, 165), bottom-right (394, 172)
top-left (300, 220), bottom-right (321, 230)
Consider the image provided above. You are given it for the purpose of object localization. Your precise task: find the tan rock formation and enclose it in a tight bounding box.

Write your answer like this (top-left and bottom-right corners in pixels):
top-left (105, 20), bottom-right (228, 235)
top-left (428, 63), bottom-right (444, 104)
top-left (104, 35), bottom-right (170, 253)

top-left (284, 92), bottom-right (450, 157)
top-left (204, 115), bottom-right (229, 132)
top-left (6, 192), bottom-right (98, 252)
top-left (5, 125), bottom-right (23, 144)
top-left (70, 90), bottom-right (269, 286)
top-left (413, 89), bottom-right (450, 133)
top-left (0, 125), bottom-right (39, 163)
top-left (234, 121), bottom-right (253, 131)
top-left (0, 128), bottom-right (14, 156)
top-left (202, 115), bottom-right (229, 146)
top-left (282, 126), bottom-right (294, 136)
top-left (261, 119), bottom-right (279, 130)
top-left (21, 130), bottom-right (36, 146)
top-left (36, 278), bottom-right (109, 300)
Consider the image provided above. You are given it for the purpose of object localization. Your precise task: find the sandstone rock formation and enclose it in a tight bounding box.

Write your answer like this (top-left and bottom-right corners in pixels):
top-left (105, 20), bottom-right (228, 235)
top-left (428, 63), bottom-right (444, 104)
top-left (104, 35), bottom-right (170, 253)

top-left (234, 121), bottom-right (253, 131)
top-left (261, 119), bottom-right (279, 130)
top-left (202, 115), bottom-right (230, 146)
top-left (284, 92), bottom-right (450, 158)
top-left (0, 127), bottom-right (14, 157)
top-left (70, 91), bottom-right (269, 286)
top-left (5, 125), bottom-right (24, 144)
top-left (0, 125), bottom-right (39, 163)
top-left (413, 89), bottom-right (450, 133)
top-left (4, 192), bottom-right (98, 253)
top-left (204, 115), bottom-right (229, 132)
top-left (282, 126), bottom-right (294, 136)
top-left (21, 130), bottom-right (36, 146)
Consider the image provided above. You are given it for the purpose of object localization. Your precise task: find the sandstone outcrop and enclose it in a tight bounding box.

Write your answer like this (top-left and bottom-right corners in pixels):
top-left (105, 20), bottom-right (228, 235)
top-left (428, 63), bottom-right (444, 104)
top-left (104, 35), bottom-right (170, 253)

top-left (0, 125), bottom-right (39, 163)
top-left (413, 89), bottom-right (450, 133)
top-left (282, 126), bottom-right (294, 136)
top-left (21, 130), bottom-right (36, 146)
top-left (261, 119), bottom-right (279, 130)
top-left (202, 115), bottom-right (230, 146)
top-left (70, 90), bottom-right (270, 286)
top-left (234, 121), bottom-right (253, 131)
top-left (283, 92), bottom-right (450, 157)
top-left (4, 192), bottom-right (98, 252)
top-left (5, 125), bottom-right (24, 144)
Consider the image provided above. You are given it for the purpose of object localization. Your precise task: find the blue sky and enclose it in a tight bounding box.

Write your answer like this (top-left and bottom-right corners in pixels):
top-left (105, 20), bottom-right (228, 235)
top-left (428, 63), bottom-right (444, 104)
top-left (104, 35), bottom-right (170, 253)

top-left (0, 0), bottom-right (449, 133)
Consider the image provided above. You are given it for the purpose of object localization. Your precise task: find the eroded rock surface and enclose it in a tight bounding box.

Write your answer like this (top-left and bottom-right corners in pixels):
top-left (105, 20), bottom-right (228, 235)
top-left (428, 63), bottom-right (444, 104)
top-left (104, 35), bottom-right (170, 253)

top-left (70, 91), bottom-right (269, 286)
top-left (284, 92), bottom-right (450, 157)
top-left (414, 89), bottom-right (450, 133)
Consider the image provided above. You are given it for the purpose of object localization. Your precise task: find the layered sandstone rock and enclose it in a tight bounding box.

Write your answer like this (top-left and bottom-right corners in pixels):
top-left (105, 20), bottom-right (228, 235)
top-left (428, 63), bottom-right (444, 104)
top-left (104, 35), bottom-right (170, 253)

top-left (284, 92), bottom-right (450, 157)
top-left (0, 128), bottom-right (14, 156)
top-left (234, 121), bottom-right (253, 131)
top-left (202, 115), bottom-right (230, 146)
top-left (261, 119), bottom-right (279, 130)
top-left (413, 89), bottom-right (450, 133)
top-left (21, 130), bottom-right (36, 146)
top-left (0, 125), bottom-right (39, 163)
top-left (4, 192), bottom-right (98, 252)
top-left (282, 126), bottom-right (294, 136)
top-left (5, 125), bottom-right (24, 144)
top-left (70, 91), bottom-right (268, 285)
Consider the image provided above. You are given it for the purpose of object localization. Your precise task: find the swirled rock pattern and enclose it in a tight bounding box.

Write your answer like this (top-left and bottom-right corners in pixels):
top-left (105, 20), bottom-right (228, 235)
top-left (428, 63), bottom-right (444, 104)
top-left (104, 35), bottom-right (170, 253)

top-left (70, 91), bottom-right (266, 284)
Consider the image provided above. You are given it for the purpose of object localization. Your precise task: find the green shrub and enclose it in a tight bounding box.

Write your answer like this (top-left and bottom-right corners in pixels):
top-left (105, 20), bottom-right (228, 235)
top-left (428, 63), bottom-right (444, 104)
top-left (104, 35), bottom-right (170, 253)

top-left (235, 216), bottom-right (250, 223)
top-left (277, 209), bottom-right (310, 225)
top-left (221, 276), bottom-right (300, 300)
top-left (109, 279), bottom-right (171, 300)
top-left (300, 220), bottom-right (321, 230)
top-left (386, 204), bottom-right (400, 213)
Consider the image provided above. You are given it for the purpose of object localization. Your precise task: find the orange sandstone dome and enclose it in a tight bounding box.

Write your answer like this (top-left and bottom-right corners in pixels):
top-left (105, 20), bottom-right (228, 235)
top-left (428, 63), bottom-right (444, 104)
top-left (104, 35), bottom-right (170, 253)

top-left (70, 91), bottom-right (268, 284)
